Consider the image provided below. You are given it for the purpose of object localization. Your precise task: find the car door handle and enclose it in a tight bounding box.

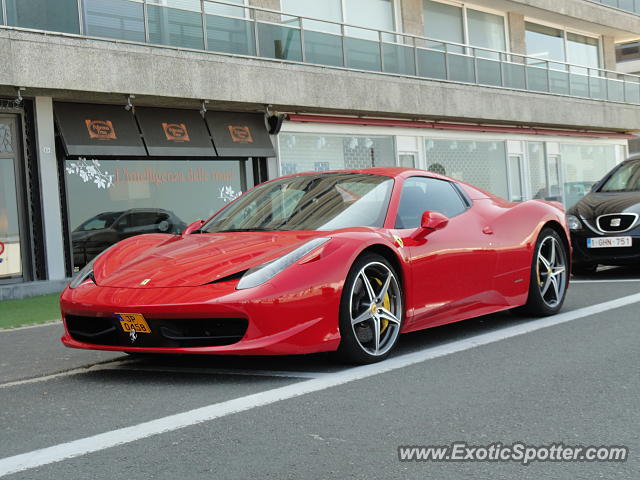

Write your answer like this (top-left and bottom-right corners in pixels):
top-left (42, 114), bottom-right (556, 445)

top-left (482, 226), bottom-right (494, 235)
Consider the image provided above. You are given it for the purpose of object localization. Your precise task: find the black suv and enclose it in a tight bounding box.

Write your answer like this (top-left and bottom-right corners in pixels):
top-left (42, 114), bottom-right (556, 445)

top-left (567, 156), bottom-right (640, 273)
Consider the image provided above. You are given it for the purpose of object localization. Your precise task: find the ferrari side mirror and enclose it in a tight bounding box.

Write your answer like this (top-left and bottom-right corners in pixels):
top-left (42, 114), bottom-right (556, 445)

top-left (411, 211), bottom-right (449, 240)
top-left (182, 219), bottom-right (205, 236)
top-left (421, 211), bottom-right (449, 231)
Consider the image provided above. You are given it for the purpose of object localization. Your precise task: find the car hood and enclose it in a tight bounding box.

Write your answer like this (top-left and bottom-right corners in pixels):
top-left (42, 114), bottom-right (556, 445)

top-left (93, 231), bottom-right (326, 288)
top-left (568, 191), bottom-right (640, 219)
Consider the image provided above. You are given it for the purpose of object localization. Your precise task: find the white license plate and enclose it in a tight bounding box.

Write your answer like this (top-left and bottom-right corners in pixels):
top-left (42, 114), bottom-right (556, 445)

top-left (587, 237), bottom-right (632, 248)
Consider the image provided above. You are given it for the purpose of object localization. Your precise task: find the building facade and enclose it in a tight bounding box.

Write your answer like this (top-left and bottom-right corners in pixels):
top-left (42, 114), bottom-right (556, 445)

top-left (1, 0), bottom-right (639, 291)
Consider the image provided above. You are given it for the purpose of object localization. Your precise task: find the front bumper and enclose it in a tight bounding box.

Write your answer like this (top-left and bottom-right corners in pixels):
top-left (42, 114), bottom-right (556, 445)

top-left (60, 279), bottom-right (342, 356)
top-left (570, 230), bottom-right (640, 266)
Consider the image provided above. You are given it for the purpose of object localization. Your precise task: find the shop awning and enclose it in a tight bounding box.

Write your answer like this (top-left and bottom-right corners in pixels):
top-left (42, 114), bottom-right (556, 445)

top-left (136, 107), bottom-right (216, 157)
top-left (205, 112), bottom-right (275, 157)
top-left (54, 102), bottom-right (147, 156)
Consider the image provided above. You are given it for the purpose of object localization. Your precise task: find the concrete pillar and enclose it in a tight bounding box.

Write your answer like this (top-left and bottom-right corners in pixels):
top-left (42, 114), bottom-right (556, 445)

top-left (249, 0), bottom-right (281, 22)
top-left (601, 35), bottom-right (617, 72)
top-left (34, 97), bottom-right (66, 280)
top-left (507, 12), bottom-right (526, 62)
top-left (401, 0), bottom-right (424, 38)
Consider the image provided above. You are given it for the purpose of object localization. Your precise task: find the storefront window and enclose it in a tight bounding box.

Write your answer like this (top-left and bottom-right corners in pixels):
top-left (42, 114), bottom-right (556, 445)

top-left (65, 159), bottom-right (246, 269)
top-left (6, 0), bottom-right (80, 34)
top-left (560, 144), bottom-right (618, 208)
top-left (424, 139), bottom-right (509, 198)
top-left (0, 117), bottom-right (22, 280)
top-left (527, 142), bottom-right (548, 200)
top-left (278, 134), bottom-right (395, 175)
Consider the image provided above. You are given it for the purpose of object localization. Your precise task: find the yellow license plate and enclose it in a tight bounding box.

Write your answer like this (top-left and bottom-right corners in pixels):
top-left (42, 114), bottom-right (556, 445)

top-left (117, 313), bottom-right (152, 334)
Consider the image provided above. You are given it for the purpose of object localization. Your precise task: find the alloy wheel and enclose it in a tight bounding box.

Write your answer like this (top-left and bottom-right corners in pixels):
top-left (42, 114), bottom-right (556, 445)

top-left (349, 261), bottom-right (402, 356)
top-left (536, 236), bottom-right (567, 308)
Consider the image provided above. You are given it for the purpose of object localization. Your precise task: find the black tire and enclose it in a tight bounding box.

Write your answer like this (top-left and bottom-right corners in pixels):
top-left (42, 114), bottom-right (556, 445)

top-left (515, 228), bottom-right (569, 317)
top-left (337, 253), bottom-right (404, 364)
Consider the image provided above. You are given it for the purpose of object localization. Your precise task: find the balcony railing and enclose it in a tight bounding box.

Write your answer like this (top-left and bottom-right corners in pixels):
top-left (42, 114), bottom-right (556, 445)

top-left (588, 0), bottom-right (640, 15)
top-left (2, 0), bottom-right (640, 105)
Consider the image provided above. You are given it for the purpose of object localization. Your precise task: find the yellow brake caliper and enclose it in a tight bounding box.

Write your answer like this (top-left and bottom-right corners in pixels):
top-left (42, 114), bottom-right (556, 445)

top-left (373, 278), bottom-right (391, 333)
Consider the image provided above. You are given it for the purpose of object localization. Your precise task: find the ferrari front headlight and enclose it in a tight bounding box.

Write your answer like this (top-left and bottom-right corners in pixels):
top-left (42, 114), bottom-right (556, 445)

top-left (566, 214), bottom-right (582, 231)
top-left (236, 237), bottom-right (330, 290)
top-left (69, 257), bottom-right (97, 289)
top-left (68, 244), bottom-right (116, 289)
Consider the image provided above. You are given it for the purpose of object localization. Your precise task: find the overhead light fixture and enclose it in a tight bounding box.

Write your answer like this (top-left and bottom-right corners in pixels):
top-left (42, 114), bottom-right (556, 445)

top-left (124, 94), bottom-right (135, 112)
top-left (200, 99), bottom-right (209, 116)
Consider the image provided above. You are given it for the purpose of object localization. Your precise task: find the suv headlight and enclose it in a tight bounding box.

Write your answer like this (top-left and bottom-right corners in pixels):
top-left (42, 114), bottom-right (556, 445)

top-left (236, 237), bottom-right (330, 290)
top-left (566, 214), bottom-right (582, 231)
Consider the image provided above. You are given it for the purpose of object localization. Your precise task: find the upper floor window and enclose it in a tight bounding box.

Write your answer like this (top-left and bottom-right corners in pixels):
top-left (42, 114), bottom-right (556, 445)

top-left (422, 0), bottom-right (506, 58)
top-left (525, 22), bottom-right (600, 70)
top-left (281, 0), bottom-right (395, 39)
top-left (6, 0), bottom-right (80, 34)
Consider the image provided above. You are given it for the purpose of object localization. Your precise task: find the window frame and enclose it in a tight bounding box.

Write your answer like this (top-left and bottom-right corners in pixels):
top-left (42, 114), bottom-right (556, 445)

top-left (278, 0), bottom-right (400, 38)
top-left (421, 0), bottom-right (510, 56)
top-left (524, 18), bottom-right (602, 70)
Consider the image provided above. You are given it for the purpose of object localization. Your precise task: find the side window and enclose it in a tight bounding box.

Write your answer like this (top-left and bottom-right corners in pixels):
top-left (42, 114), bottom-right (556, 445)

top-left (131, 212), bottom-right (158, 228)
top-left (113, 214), bottom-right (132, 231)
top-left (395, 177), bottom-right (467, 229)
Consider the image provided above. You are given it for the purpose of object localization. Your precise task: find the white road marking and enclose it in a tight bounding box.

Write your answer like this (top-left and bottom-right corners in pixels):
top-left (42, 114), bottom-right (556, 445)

top-left (0, 320), bottom-right (61, 332)
top-left (1, 291), bottom-right (640, 477)
top-left (571, 279), bottom-right (640, 283)
top-left (0, 360), bottom-right (134, 389)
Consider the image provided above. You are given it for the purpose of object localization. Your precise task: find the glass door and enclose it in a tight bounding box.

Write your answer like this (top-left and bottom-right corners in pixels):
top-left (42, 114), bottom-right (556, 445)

top-left (0, 116), bottom-right (24, 281)
top-left (527, 142), bottom-right (563, 204)
top-left (507, 154), bottom-right (524, 201)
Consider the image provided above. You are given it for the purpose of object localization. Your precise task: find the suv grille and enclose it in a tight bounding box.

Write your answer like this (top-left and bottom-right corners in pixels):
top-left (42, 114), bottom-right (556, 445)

top-left (596, 213), bottom-right (638, 233)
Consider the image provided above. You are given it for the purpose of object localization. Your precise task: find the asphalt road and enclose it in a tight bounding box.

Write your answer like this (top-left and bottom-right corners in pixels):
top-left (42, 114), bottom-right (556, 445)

top-left (1, 267), bottom-right (639, 479)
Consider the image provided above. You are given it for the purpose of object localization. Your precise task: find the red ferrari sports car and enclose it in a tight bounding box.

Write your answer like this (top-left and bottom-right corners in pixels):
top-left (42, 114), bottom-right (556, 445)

top-left (61, 168), bottom-right (570, 364)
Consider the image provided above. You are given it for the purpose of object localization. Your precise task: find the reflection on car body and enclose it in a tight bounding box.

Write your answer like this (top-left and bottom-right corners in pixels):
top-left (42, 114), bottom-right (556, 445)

top-left (72, 208), bottom-right (187, 269)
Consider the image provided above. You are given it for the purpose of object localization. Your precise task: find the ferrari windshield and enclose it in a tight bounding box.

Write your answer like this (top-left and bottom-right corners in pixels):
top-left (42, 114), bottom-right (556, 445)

top-left (599, 161), bottom-right (640, 192)
top-left (202, 173), bottom-right (393, 232)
